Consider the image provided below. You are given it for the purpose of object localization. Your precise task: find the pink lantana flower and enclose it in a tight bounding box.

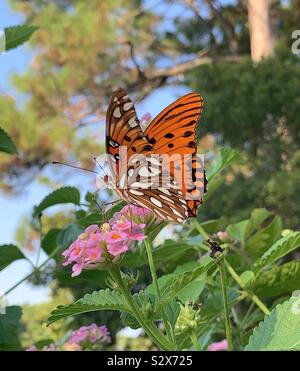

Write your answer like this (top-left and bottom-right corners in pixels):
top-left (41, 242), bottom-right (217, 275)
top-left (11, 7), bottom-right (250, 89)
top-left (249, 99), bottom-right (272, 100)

top-left (26, 345), bottom-right (38, 351)
top-left (208, 339), bottom-right (228, 351)
top-left (62, 206), bottom-right (148, 277)
top-left (69, 324), bottom-right (111, 346)
top-left (26, 324), bottom-right (110, 351)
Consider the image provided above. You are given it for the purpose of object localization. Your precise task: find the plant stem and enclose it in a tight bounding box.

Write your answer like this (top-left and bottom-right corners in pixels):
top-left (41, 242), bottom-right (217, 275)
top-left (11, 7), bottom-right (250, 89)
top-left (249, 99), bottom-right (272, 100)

top-left (190, 332), bottom-right (201, 351)
top-left (109, 266), bottom-right (174, 351)
top-left (192, 220), bottom-right (210, 240)
top-left (226, 263), bottom-right (270, 316)
top-left (218, 258), bottom-right (234, 351)
top-left (144, 239), bottom-right (174, 345)
top-left (144, 239), bottom-right (160, 295)
top-left (4, 245), bottom-right (61, 296)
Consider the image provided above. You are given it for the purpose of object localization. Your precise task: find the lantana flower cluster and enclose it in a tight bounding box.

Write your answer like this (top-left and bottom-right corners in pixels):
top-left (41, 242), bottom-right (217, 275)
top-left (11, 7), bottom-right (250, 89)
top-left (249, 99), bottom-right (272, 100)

top-left (26, 323), bottom-right (110, 351)
top-left (63, 205), bottom-right (151, 277)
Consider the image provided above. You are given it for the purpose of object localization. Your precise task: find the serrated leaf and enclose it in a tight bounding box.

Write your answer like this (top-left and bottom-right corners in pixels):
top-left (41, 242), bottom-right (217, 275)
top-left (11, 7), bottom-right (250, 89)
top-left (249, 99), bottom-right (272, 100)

top-left (254, 232), bottom-right (300, 272)
top-left (47, 289), bottom-right (131, 325)
top-left (33, 187), bottom-right (80, 218)
top-left (155, 254), bottom-right (223, 310)
top-left (0, 244), bottom-right (25, 271)
top-left (145, 262), bottom-right (206, 303)
top-left (245, 296), bottom-right (300, 350)
top-left (0, 306), bottom-right (22, 350)
top-left (4, 25), bottom-right (39, 51)
top-left (0, 126), bottom-right (17, 154)
top-left (207, 147), bottom-right (242, 180)
top-left (249, 261), bottom-right (300, 297)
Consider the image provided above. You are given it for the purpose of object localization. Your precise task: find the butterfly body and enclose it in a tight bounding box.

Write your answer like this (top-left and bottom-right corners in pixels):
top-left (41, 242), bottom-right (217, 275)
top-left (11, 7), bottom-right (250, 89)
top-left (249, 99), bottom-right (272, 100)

top-left (105, 89), bottom-right (206, 223)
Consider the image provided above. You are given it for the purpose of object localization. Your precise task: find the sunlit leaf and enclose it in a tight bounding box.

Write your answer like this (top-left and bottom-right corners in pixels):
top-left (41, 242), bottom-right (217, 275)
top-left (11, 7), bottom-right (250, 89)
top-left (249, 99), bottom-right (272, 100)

top-left (47, 289), bottom-right (131, 325)
top-left (245, 296), bottom-right (300, 350)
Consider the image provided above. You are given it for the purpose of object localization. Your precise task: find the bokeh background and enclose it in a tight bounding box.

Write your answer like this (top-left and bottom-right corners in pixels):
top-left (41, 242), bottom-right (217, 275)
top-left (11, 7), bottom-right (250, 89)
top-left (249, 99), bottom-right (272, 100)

top-left (0, 0), bottom-right (299, 349)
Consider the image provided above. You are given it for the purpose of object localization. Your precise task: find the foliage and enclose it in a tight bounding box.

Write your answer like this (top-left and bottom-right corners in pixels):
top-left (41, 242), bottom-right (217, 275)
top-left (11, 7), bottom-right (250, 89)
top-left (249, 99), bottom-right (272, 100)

top-left (189, 51), bottom-right (300, 228)
top-left (4, 25), bottom-right (39, 51)
top-left (245, 296), bottom-right (300, 351)
top-left (0, 306), bottom-right (22, 350)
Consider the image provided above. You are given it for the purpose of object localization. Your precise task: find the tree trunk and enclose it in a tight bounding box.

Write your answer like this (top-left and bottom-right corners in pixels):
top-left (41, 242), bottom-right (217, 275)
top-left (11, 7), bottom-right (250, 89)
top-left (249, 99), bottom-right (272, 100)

top-left (248, 0), bottom-right (274, 62)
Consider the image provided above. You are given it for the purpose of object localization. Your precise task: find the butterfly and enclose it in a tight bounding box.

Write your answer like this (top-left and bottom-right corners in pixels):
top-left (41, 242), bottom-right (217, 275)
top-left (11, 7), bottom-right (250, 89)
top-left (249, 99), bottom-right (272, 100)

top-left (103, 88), bottom-right (207, 223)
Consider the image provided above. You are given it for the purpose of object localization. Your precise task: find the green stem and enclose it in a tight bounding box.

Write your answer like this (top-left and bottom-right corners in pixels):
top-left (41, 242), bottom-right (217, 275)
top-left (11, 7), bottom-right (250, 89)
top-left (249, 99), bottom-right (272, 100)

top-left (190, 332), bottom-right (201, 351)
top-left (218, 258), bottom-right (234, 351)
top-left (144, 239), bottom-right (160, 295)
top-left (144, 239), bottom-right (174, 345)
top-left (109, 266), bottom-right (173, 351)
top-left (4, 245), bottom-right (62, 296)
top-left (192, 220), bottom-right (210, 240)
top-left (226, 263), bottom-right (270, 316)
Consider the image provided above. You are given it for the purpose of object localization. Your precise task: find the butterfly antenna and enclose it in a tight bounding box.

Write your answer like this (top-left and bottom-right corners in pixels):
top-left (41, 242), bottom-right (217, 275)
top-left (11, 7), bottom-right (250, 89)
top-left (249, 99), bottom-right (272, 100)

top-left (52, 161), bottom-right (99, 175)
top-left (92, 156), bottom-right (107, 176)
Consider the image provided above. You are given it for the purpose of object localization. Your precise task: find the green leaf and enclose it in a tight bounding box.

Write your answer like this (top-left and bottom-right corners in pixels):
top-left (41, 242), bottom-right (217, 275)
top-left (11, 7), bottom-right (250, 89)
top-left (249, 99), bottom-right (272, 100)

top-left (0, 306), bottom-right (22, 350)
top-left (76, 212), bottom-right (103, 227)
top-left (122, 240), bottom-right (194, 268)
top-left (56, 223), bottom-right (83, 249)
top-left (240, 270), bottom-right (255, 286)
top-left (164, 300), bottom-right (180, 328)
top-left (245, 296), bottom-right (300, 350)
top-left (173, 261), bottom-right (207, 303)
top-left (0, 126), bottom-right (17, 154)
top-left (254, 232), bottom-right (300, 272)
top-left (47, 289), bottom-right (131, 325)
top-left (33, 187), bottom-right (80, 218)
top-left (121, 312), bottom-right (140, 330)
top-left (4, 25), bottom-right (39, 51)
top-left (226, 208), bottom-right (272, 246)
top-left (245, 216), bottom-right (282, 258)
top-left (155, 254), bottom-right (223, 310)
top-left (0, 244), bottom-right (25, 271)
top-left (41, 228), bottom-right (62, 255)
top-left (207, 147), bottom-right (243, 180)
top-left (145, 261), bottom-right (207, 306)
top-left (41, 224), bottom-right (82, 257)
top-left (249, 261), bottom-right (300, 298)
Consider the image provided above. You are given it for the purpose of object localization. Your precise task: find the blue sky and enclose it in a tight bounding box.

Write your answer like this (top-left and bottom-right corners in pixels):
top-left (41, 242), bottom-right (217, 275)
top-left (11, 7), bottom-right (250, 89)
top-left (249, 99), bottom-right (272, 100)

top-left (0, 0), bottom-right (191, 305)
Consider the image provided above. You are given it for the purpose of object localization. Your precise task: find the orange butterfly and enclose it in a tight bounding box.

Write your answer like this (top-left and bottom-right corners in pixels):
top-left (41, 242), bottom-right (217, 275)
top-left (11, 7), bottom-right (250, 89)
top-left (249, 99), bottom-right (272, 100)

top-left (103, 89), bottom-right (207, 223)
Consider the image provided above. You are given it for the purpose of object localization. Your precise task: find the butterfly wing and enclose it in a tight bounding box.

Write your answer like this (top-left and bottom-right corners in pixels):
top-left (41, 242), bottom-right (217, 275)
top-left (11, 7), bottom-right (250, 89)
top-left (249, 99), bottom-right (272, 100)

top-left (144, 93), bottom-right (206, 217)
top-left (124, 155), bottom-right (189, 222)
top-left (106, 89), bottom-right (154, 184)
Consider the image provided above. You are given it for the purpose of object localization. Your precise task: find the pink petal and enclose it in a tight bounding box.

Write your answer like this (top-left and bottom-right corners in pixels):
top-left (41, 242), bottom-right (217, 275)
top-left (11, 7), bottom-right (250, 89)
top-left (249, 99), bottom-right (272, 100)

top-left (208, 339), bottom-right (228, 351)
top-left (107, 243), bottom-right (128, 256)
